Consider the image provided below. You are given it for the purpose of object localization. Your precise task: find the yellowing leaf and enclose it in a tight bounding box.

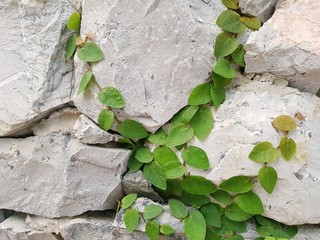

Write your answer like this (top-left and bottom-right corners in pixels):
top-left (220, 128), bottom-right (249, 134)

top-left (222, 0), bottom-right (239, 9)
top-left (249, 142), bottom-right (280, 163)
top-left (216, 10), bottom-right (246, 34)
top-left (272, 115), bottom-right (297, 131)
top-left (240, 16), bottom-right (262, 30)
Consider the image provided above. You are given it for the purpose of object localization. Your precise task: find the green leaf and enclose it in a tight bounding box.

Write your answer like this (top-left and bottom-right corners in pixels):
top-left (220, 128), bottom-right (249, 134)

top-left (211, 190), bottom-right (232, 205)
top-left (77, 42), bottom-right (104, 62)
top-left (272, 115), bottom-right (297, 131)
top-left (283, 225), bottom-right (298, 238)
top-left (182, 146), bottom-right (210, 170)
top-left (123, 209), bottom-right (140, 233)
top-left (191, 106), bottom-right (214, 141)
top-left (118, 119), bottom-right (148, 139)
top-left (66, 34), bottom-right (78, 60)
top-left (214, 33), bottom-right (239, 58)
top-left (171, 105), bottom-right (199, 125)
top-left (77, 71), bottom-right (93, 95)
top-left (166, 124), bottom-right (194, 147)
top-left (160, 224), bottom-right (175, 235)
top-left (184, 210), bottom-right (206, 240)
top-left (236, 191), bottom-right (264, 215)
top-left (259, 166), bottom-right (278, 194)
top-left (145, 220), bottom-right (159, 240)
top-left (219, 176), bottom-right (253, 193)
top-left (98, 109), bottom-right (114, 131)
top-left (200, 203), bottom-right (221, 228)
top-left (256, 226), bottom-right (274, 238)
top-left (121, 194), bottom-right (137, 209)
top-left (216, 10), bottom-right (246, 33)
top-left (222, 0), bottom-right (239, 9)
top-left (273, 230), bottom-right (290, 239)
top-left (128, 154), bottom-right (143, 172)
top-left (98, 87), bottom-right (125, 109)
top-left (161, 162), bottom-right (186, 179)
top-left (168, 199), bottom-right (188, 219)
top-left (212, 73), bottom-right (233, 89)
top-left (249, 142), bottom-right (280, 163)
top-left (181, 192), bottom-right (210, 207)
top-left (147, 128), bottom-right (167, 145)
top-left (213, 58), bottom-right (236, 79)
top-left (143, 161), bottom-right (167, 190)
top-left (143, 204), bottom-right (164, 220)
top-left (225, 203), bottom-right (253, 221)
top-left (205, 226), bottom-right (220, 240)
top-left (222, 216), bottom-right (247, 233)
top-left (134, 147), bottom-right (153, 163)
top-left (279, 136), bottom-right (296, 160)
top-left (240, 16), bottom-right (262, 30)
top-left (188, 83), bottom-right (212, 106)
top-left (231, 44), bottom-right (245, 67)
top-left (67, 12), bottom-right (81, 31)
top-left (210, 86), bottom-right (226, 109)
top-left (181, 175), bottom-right (217, 195)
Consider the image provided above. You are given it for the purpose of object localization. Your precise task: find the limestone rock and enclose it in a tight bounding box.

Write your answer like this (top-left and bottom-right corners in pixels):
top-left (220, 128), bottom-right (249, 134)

top-left (239, 0), bottom-right (277, 22)
top-left (0, 134), bottom-right (131, 218)
top-left (73, 114), bottom-right (121, 144)
top-left (189, 75), bottom-right (320, 225)
top-left (0, 0), bottom-right (75, 136)
top-left (245, 0), bottom-right (320, 94)
top-left (73, 0), bottom-right (226, 132)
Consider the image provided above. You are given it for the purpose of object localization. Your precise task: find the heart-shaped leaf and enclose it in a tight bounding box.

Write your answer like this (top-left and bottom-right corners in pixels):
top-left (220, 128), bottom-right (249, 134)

top-left (128, 154), bottom-right (143, 172)
top-left (78, 42), bottom-right (104, 62)
top-left (191, 106), bottom-right (214, 141)
top-left (211, 86), bottom-right (226, 109)
top-left (98, 109), bottom-right (114, 131)
top-left (214, 32), bottom-right (239, 58)
top-left (118, 119), bottom-right (148, 139)
top-left (259, 166), bottom-right (278, 194)
top-left (98, 87), bottom-right (125, 108)
top-left (249, 142), bottom-right (280, 163)
top-left (143, 161), bottom-right (167, 190)
top-left (222, 0), bottom-right (239, 9)
top-left (145, 220), bottom-right (159, 240)
top-left (77, 71), bottom-right (93, 95)
top-left (200, 203), bottom-right (221, 227)
top-left (231, 44), bottom-right (245, 67)
top-left (121, 193), bottom-right (137, 209)
top-left (181, 175), bottom-right (217, 195)
top-left (124, 208), bottom-right (140, 233)
top-left (166, 124), bottom-right (194, 147)
top-left (147, 128), bottom-right (167, 145)
top-left (272, 115), bottom-right (297, 131)
top-left (169, 199), bottom-right (188, 219)
top-left (66, 33), bottom-right (79, 60)
top-left (216, 10), bottom-right (246, 33)
top-left (143, 204), bottom-right (164, 220)
top-left (134, 147), bottom-right (153, 163)
top-left (279, 136), bottom-right (296, 160)
top-left (67, 12), bottom-right (81, 31)
top-left (213, 58), bottom-right (236, 79)
top-left (222, 216), bottom-right (247, 233)
top-left (225, 203), bottom-right (253, 221)
top-left (171, 105), bottom-right (199, 125)
top-left (182, 146), bottom-right (210, 170)
top-left (212, 73), bottom-right (233, 89)
top-left (181, 192), bottom-right (210, 207)
top-left (236, 191), bottom-right (264, 215)
top-left (184, 210), bottom-right (206, 240)
top-left (160, 224), bottom-right (175, 235)
top-left (211, 190), bottom-right (232, 205)
top-left (219, 176), bottom-right (253, 193)
top-left (188, 83), bottom-right (212, 106)
top-left (240, 16), bottom-right (262, 30)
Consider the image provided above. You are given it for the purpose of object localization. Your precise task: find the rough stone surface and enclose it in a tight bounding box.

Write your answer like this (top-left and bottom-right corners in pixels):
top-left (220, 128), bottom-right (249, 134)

top-left (239, 0), bottom-right (277, 22)
top-left (73, 0), bottom-right (225, 132)
top-left (0, 0), bottom-right (75, 136)
top-left (122, 170), bottom-right (163, 202)
top-left (73, 114), bottom-right (121, 144)
top-left (245, 0), bottom-right (320, 94)
top-left (189, 75), bottom-right (320, 225)
top-left (0, 134), bottom-right (130, 218)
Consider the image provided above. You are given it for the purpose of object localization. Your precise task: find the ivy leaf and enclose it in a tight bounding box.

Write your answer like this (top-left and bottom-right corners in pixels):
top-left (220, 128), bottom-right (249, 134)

top-left (222, 0), bottom-right (239, 9)
top-left (213, 58), bottom-right (236, 79)
top-left (181, 192), bottom-right (210, 207)
top-left (184, 210), bottom-right (206, 240)
top-left (212, 73), bottom-right (233, 89)
top-left (214, 32), bottom-right (239, 58)
top-left (249, 142), bottom-right (280, 163)
top-left (188, 83), bottom-right (212, 106)
top-left (168, 199), bottom-right (188, 219)
top-left (222, 216), bottom-right (247, 233)
top-left (211, 190), bottom-right (232, 205)
top-left (191, 106), bottom-right (214, 141)
top-left (236, 191), bottom-right (264, 214)
top-left (279, 136), bottom-right (296, 160)
top-left (128, 155), bottom-right (143, 172)
top-left (160, 224), bottom-right (175, 235)
top-left (134, 147), bottom-right (153, 163)
top-left (66, 34), bottom-right (79, 60)
top-left (147, 128), bottom-right (167, 145)
top-left (98, 87), bottom-right (125, 108)
top-left (143, 204), bottom-right (164, 220)
top-left (123, 209), bottom-right (140, 233)
top-left (145, 220), bottom-right (159, 240)
top-left (77, 71), bottom-right (93, 95)
top-left (143, 161), bottom-right (167, 190)
top-left (118, 119), bottom-right (148, 139)
top-left (67, 12), bottom-right (81, 31)
top-left (231, 44), bottom-right (245, 67)
top-left (272, 115), bottom-right (297, 131)
top-left (181, 175), bottom-right (217, 195)
top-left (77, 42), bottom-right (104, 62)
top-left (171, 105), bottom-right (199, 125)
top-left (210, 86), bottom-right (226, 109)
top-left (219, 176), bottom-right (253, 193)
top-left (121, 193), bottom-right (137, 209)
top-left (216, 10), bottom-right (246, 33)
top-left (256, 226), bottom-right (274, 238)
top-left (182, 146), bottom-right (210, 170)
top-left (225, 203), bottom-right (253, 221)
top-left (98, 109), bottom-right (114, 131)
top-left (161, 162), bottom-right (186, 179)
top-left (240, 16), bottom-right (262, 30)
top-left (200, 203), bottom-right (221, 228)
top-left (283, 225), bottom-right (298, 238)
top-left (165, 124), bottom-right (194, 147)
top-left (259, 166), bottom-right (278, 194)
top-left (205, 227), bottom-right (220, 240)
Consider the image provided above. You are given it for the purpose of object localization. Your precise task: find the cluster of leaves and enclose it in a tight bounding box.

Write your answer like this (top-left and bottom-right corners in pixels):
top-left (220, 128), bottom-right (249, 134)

top-left (249, 115), bottom-right (298, 194)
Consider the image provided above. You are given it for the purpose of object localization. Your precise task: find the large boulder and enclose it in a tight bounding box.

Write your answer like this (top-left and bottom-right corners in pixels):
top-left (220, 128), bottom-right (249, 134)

top-left (0, 134), bottom-right (131, 218)
top-left (0, 0), bottom-right (75, 136)
top-left (245, 0), bottom-right (320, 94)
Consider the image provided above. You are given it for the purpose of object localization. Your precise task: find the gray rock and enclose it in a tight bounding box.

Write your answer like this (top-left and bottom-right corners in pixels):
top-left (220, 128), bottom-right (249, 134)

top-left (73, 0), bottom-right (226, 132)
top-left (0, 134), bottom-right (130, 218)
top-left (0, 0), bottom-right (75, 136)
top-left (245, 0), bottom-right (320, 94)
top-left (239, 0), bottom-right (277, 22)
